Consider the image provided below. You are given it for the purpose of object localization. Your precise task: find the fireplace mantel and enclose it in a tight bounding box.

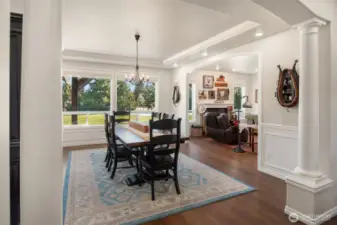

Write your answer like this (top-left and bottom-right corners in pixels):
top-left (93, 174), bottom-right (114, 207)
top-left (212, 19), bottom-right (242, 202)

top-left (197, 102), bottom-right (234, 109)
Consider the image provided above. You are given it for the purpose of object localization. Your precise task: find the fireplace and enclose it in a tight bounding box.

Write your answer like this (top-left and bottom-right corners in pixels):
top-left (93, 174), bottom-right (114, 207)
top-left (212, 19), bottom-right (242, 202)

top-left (197, 103), bottom-right (234, 134)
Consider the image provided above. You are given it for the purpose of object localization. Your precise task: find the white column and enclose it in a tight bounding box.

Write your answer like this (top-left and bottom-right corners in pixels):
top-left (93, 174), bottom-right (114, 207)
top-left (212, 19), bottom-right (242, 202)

top-left (21, 0), bottom-right (63, 225)
top-left (0, 1), bottom-right (10, 224)
top-left (285, 18), bottom-right (333, 224)
top-left (295, 18), bottom-right (326, 178)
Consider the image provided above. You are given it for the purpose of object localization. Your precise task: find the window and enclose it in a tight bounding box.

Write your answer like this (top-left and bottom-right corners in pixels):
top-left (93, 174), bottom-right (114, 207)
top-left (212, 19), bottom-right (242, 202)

top-left (188, 83), bottom-right (196, 122)
top-left (116, 79), bottom-right (156, 122)
top-left (62, 76), bottom-right (111, 125)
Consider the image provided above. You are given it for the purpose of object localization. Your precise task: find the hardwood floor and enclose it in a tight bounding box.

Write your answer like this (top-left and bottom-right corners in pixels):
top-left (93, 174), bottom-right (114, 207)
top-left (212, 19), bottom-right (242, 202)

top-left (63, 138), bottom-right (337, 225)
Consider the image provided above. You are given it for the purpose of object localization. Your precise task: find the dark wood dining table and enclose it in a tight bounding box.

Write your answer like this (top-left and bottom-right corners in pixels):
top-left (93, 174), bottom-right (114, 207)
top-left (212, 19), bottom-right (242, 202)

top-left (114, 124), bottom-right (189, 186)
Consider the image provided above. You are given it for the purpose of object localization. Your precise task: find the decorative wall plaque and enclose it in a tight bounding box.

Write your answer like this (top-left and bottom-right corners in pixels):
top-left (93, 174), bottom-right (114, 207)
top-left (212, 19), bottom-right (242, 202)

top-left (275, 60), bottom-right (299, 108)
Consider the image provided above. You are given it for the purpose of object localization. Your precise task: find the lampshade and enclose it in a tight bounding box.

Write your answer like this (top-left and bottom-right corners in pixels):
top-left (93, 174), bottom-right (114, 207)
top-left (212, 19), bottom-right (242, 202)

top-left (242, 96), bottom-right (253, 108)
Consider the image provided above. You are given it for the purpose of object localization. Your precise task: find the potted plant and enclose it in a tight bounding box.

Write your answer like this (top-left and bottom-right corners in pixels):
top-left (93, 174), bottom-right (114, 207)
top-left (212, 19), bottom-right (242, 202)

top-left (245, 113), bottom-right (254, 124)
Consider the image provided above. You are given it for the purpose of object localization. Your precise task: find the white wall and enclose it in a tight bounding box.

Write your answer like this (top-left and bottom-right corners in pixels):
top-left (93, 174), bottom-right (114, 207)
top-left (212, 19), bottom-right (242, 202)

top-left (250, 73), bottom-right (259, 114)
top-left (188, 69), bottom-right (256, 124)
top-left (172, 67), bottom-right (190, 136)
top-left (0, 1), bottom-right (10, 224)
top-left (11, 0), bottom-right (23, 14)
top-left (329, 1), bottom-right (337, 212)
top-left (62, 59), bottom-right (174, 146)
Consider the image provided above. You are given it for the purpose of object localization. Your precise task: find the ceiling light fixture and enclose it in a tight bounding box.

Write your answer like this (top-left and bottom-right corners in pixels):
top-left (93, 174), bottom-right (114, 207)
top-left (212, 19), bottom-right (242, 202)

top-left (125, 33), bottom-right (150, 84)
top-left (202, 50), bottom-right (208, 57)
top-left (255, 28), bottom-right (264, 37)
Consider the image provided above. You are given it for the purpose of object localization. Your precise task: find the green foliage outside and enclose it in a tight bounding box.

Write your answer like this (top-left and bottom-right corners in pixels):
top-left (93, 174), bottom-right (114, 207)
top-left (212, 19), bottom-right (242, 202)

top-left (63, 114), bottom-right (152, 125)
top-left (62, 77), bottom-right (156, 125)
top-left (117, 80), bottom-right (155, 111)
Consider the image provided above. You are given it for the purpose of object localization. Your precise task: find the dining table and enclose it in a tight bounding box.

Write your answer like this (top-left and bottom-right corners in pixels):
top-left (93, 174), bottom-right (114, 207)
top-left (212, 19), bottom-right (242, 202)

top-left (114, 122), bottom-right (189, 186)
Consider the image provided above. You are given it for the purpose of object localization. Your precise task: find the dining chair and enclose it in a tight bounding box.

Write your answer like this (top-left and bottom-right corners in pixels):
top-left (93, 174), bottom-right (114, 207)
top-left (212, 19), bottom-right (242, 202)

top-left (104, 113), bottom-right (110, 164)
top-left (108, 115), bottom-right (135, 179)
top-left (162, 113), bottom-right (175, 119)
top-left (113, 110), bottom-right (131, 123)
top-left (151, 112), bottom-right (162, 121)
top-left (139, 118), bottom-right (182, 201)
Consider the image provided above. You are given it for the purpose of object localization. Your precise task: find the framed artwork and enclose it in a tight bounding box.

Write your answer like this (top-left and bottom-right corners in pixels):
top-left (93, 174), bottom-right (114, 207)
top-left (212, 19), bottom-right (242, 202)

top-left (215, 75), bottom-right (228, 87)
top-left (255, 89), bottom-right (258, 103)
top-left (217, 88), bottom-right (229, 100)
top-left (208, 90), bottom-right (215, 100)
top-left (198, 90), bottom-right (207, 100)
top-left (203, 75), bottom-right (214, 89)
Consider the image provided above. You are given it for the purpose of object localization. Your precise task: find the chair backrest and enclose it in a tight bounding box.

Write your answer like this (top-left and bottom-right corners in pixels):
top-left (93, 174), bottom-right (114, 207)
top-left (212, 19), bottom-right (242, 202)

top-left (151, 112), bottom-right (162, 121)
top-left (148, 118), bottom-right (181, 164)
top-left (113, 110), bottom-right (131, 123)
top-left (109, 115), bottom-right (118, 155)
top-left (162, 113), bottom-right (175, 119)
top-left (104, 113), bottom-right (110, 142)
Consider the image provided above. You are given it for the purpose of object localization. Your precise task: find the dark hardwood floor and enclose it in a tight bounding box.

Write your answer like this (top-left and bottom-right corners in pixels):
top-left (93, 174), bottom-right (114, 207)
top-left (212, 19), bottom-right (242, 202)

top-left (64, 138), bottom-right (337, 225)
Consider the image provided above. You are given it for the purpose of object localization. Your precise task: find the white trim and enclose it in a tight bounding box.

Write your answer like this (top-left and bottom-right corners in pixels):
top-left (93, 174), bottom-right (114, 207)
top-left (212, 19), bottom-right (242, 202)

top-left (163, 21), bottom-right (260, 65)
top-left (285, 175), bottom-right (333, 193)
top-left (63, 49), bottom-right (170, 70)
top-left (292, 17), bottom-right (327, 30)
top-left (259, 123), bottom-right (298, 179)
top-left (284, 205), bottom-right (337, 225)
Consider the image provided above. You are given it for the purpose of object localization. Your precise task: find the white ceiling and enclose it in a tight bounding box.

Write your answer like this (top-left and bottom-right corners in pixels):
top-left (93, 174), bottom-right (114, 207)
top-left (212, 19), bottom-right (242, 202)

top-left (200, 54), bottom-right (258, 75)
top-left (12, 0), bottom-right (316, 67)
top-left (62, 0), bottom-right (316, 64)
top-left (62, 0), bottom-right (246, 60)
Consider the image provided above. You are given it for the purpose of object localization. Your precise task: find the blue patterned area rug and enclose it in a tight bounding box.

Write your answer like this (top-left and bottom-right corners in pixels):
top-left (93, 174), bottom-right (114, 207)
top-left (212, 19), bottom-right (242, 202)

top-left (63, 149), bottom-right (255, 225)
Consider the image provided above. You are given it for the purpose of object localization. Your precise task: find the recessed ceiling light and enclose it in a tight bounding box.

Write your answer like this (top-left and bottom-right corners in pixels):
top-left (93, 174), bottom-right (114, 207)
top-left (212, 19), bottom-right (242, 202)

top-left (232, 68), bottom-right (237, 72)
top-left (255, 28), bottom-right (264, 37)
top-left (202, 50), bottom-right (208, 57)
top-left (173, 63), bottom-right (178, 68)
top-left (216, 64), bottom-right (220, 71)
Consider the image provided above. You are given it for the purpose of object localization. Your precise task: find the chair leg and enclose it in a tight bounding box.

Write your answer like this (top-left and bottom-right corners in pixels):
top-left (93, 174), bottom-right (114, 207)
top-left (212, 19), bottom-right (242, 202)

top-left (105, 151), bottom-right (111, 168)
top-left (107, 156), bottom-right (113, 172)
top-left (165, 170), bottom-right (169, 181)
top-left (110, 158), bottom-right (118, 179)
top-left (173, 168), bottom-right (181, 195)
top-left (128, 157), bottom-right (134, 167)
top-left (151, 181), bottom-right (155, 201)
top-left (104, 145), bottom-right (109, 162)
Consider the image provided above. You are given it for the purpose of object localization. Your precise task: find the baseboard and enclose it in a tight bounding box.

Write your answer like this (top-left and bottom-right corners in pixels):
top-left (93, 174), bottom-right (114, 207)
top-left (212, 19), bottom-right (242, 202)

top-left (284, 205), bottom-right (337, 225)
top-left (63, 138), bottom-right (106, 147)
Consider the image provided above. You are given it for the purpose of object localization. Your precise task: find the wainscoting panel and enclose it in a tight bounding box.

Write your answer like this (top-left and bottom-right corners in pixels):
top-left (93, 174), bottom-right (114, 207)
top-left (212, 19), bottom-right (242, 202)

top-left (259, 123), bottom-right (298, 180)
top-left (63, 125), bottom-right (106, 147)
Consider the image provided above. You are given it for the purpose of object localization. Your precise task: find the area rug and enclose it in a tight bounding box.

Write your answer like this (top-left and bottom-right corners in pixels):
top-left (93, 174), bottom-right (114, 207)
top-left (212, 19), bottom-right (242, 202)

top-left (63, 149), bottom-right (255, 225)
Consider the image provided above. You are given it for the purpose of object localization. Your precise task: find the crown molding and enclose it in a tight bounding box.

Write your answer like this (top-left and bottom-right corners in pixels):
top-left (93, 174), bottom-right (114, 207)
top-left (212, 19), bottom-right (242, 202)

top-left (292, 17), bottom-right (327, 30)
top-left (163, 20), bottom-right (260, 66)
top-left (62, 50), bottom-right (171, 70)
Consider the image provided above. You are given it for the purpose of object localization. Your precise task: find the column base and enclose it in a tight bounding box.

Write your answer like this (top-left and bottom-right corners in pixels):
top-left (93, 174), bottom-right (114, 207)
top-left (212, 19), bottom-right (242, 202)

top-left (285, 174), bottom-right (335, 224)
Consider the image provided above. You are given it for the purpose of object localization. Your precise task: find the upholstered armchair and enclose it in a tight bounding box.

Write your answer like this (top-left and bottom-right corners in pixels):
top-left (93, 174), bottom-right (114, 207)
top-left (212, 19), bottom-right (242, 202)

top-left (204, 112), bottom-right (248, 144)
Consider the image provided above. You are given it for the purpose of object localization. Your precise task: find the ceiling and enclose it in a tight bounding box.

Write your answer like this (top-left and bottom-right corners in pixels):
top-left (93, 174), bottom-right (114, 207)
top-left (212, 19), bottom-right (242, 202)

top-left (200, 54), bottom-right (258, 75)
top-left (60, 0), bottom-right (316, 66)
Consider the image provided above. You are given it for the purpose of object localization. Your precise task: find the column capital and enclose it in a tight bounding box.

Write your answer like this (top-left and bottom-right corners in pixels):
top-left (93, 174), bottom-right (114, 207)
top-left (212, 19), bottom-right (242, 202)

top-left (293, 17), bottom-right (327, 31)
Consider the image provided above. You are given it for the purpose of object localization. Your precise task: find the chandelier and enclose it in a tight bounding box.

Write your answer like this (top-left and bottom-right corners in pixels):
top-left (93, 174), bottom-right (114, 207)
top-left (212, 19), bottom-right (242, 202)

top-left (125, 33), bottom-right (150, 84)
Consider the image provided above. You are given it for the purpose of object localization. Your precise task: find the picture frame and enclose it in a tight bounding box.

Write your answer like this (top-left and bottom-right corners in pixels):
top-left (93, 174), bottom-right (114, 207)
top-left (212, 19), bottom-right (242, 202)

top-left (203, 75), bottom-right (214, 89)
top-left (217, 88), bottom-right (229, 100)
top-left (198, 90), bottom-right (207, 100)
top-left (208, 90), bottom-right (215, 100)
